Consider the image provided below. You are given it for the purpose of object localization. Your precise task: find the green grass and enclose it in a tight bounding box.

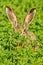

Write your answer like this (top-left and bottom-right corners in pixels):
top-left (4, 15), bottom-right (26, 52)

top-left (0, 0), bottom-right (43, 65)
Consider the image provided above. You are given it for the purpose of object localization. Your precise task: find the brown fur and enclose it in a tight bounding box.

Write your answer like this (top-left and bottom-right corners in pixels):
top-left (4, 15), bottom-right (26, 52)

top-left (6, 7), bottom-right (40, 50)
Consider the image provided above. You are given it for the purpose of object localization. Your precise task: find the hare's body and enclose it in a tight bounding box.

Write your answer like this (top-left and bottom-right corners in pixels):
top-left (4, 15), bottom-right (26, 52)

top-left (6, 6), bottom-right (40, 50)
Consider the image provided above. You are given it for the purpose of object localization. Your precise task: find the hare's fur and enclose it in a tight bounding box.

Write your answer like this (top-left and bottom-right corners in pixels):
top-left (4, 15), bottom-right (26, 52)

top-left (6, 6), bottom-right (40, 50)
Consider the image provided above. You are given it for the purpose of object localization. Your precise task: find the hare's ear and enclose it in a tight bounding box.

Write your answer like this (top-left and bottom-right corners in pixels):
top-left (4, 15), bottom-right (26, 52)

top-left (6, 6), bottom-right (19, 32)
top-left (23, 8), bottom-right (36, 30)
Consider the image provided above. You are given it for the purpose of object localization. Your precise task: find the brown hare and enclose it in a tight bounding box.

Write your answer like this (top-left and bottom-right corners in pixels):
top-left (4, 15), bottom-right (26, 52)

top-left (6, 6), bottom-right (40, 50)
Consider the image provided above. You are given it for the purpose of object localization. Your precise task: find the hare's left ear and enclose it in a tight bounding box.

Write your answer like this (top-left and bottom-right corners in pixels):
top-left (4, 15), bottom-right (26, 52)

top-left (23, 8), bottom-right (36, 30)
top-left (6, 6), bottom-right (19, 32)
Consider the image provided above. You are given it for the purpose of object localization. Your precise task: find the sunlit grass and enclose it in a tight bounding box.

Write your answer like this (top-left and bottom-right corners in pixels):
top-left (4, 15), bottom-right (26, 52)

top-left (0, 0), bottom-right (43, 65)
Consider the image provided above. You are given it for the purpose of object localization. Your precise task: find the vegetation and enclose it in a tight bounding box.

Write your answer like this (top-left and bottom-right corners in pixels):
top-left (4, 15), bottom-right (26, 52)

top-left (0, 0), bottom-right (43, 65)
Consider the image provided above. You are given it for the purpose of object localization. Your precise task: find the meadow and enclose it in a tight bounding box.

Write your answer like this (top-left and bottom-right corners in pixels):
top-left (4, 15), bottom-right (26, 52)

top-left (0, 0), bottom-right (43, 65)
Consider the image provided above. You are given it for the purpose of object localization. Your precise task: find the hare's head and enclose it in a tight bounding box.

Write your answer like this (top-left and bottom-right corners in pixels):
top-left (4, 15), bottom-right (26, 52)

top-left (6, 6), bottom-right (36, 35)
top-left (6, 7), bottom-right (40, 50)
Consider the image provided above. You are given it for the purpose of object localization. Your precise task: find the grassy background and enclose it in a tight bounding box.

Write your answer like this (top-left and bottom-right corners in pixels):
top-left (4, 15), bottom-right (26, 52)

top-left (0, 0), bottom-right (43, 65)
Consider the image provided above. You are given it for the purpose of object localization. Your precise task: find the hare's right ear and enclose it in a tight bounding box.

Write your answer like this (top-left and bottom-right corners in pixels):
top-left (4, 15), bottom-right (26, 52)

top-left (6, 6), bottom-right (19, 32)
top-left (23, 8), bottom-right (36, 30)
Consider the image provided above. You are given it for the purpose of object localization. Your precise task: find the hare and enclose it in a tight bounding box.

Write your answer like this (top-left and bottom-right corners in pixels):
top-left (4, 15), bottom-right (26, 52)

top-left (6, 6), bottom-right (40, 50)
